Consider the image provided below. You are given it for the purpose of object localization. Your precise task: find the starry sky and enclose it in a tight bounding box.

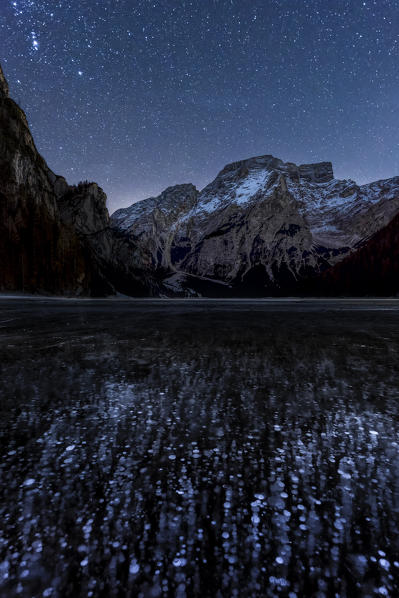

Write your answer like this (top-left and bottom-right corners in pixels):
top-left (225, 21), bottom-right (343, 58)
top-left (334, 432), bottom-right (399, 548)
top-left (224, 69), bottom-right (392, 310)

top-left (1, 0), bottom-right (399, 213)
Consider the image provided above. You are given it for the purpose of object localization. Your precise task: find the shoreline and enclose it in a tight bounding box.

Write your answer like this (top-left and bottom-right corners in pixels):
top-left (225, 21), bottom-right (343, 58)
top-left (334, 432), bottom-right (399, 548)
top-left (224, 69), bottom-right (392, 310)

top-left (1, 293), bottom-right (399, 304)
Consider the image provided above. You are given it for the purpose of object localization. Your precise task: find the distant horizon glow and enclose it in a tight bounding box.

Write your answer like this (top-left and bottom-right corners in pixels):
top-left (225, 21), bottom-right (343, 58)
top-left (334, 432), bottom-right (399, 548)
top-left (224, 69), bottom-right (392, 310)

top-left (1, 0), bottom-right (399, 212)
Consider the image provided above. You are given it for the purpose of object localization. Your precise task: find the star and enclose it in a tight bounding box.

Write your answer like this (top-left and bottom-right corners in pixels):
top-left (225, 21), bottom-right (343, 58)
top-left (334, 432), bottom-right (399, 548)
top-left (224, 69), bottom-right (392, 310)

top-left (0, 0), bottom-right (398, 212)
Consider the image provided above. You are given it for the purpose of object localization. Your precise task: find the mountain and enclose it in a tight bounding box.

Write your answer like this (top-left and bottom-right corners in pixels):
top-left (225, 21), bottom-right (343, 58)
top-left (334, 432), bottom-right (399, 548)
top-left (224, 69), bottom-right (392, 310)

top-left (2, 59), bottom-right (398, 298)
top-left (0, 63), bottom-right (155, 296)
top-left (111, 155), bottom-right (399, 296)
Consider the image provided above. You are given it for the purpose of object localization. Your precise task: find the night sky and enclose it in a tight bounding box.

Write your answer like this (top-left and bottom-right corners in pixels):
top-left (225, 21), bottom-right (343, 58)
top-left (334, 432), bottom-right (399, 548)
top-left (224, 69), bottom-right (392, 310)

top-left (1, 1), bottom-right (399, 213)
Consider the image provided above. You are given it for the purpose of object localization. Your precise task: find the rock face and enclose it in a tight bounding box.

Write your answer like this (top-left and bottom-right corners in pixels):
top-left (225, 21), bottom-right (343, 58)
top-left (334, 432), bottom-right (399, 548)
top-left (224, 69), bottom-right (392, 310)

top-left (111, 184), bottom-right (198, 272)
top-left (112, 154), bottom-right (399, 296)
top-left (57, 181), bottom-right (157, 296)
top-left (0, 63), bottom-right (154, 296)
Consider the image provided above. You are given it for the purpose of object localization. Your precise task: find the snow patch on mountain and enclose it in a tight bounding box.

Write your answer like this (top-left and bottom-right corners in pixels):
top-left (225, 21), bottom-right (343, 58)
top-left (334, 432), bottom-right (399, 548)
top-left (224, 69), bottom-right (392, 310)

top-left (234, 169), bottom-right (272, 205)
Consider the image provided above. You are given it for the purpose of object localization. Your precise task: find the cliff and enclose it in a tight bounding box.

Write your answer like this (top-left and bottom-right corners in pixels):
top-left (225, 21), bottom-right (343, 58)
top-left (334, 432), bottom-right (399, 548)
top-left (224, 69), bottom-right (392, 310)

top-left (0, 63), bottom-right (154, 296)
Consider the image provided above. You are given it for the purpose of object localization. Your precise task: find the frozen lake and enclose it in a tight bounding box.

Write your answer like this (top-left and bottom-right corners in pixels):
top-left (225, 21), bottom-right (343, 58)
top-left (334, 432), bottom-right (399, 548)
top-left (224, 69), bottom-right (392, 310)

top-left (1, 298), bottom-right (399, 597)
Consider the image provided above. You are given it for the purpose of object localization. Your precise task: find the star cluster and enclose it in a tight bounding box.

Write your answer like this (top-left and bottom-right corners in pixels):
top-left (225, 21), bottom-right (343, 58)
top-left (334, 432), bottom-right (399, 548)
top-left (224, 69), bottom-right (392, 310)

top-left (1, 0), bottom-right (399, 211)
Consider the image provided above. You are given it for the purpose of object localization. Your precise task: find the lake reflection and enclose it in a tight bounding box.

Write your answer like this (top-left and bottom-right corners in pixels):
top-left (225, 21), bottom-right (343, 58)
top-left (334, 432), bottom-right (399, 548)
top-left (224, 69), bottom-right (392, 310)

top-left (1, 299), bottom-right (399, 597)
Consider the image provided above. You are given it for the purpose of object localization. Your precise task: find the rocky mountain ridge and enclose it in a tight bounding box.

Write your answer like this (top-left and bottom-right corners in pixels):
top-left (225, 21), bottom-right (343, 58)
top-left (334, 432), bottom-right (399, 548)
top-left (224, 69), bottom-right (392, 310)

top-left (112, 155), bottom-right (399, 295)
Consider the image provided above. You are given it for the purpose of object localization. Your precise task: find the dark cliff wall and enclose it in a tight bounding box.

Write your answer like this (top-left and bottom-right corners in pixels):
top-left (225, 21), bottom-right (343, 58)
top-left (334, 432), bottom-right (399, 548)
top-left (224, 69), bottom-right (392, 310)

top-left (0, 69), bottom-right (110, 295)
top-left (0, 63), bottom-right (153, 296)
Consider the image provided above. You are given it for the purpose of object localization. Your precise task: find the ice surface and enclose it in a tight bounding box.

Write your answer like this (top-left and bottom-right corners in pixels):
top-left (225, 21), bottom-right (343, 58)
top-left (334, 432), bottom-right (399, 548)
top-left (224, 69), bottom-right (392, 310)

top-left (1, 298), bottom-right (399, 596)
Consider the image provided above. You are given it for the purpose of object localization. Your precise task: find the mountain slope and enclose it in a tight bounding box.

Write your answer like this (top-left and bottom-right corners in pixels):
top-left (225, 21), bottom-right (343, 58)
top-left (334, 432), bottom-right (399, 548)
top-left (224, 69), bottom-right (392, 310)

top-left (111, 155), bottom-right (399, 295)
top-left (305, 211), bottom-right (399, 296)
top-left (112, 184), bottom-right (198, 272)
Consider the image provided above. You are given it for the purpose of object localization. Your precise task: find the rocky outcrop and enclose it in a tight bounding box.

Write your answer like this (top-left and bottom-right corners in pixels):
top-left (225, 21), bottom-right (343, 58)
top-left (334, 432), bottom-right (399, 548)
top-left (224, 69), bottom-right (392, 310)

top-left (57, 181), bottom-right (157, 296)
top-left (112, 154), bottom-right (399, 296)
top-left (0, 63), bottom-right (154, 296)
top-left (0, 65), bottom-right (9, 97)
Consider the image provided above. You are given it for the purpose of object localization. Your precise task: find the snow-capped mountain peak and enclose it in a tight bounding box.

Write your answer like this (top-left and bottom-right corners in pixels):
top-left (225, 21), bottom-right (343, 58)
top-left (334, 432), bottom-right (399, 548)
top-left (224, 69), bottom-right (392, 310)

top-left (110, 154), bottom-right (399, 294)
